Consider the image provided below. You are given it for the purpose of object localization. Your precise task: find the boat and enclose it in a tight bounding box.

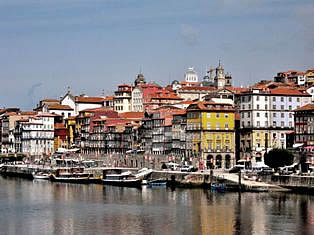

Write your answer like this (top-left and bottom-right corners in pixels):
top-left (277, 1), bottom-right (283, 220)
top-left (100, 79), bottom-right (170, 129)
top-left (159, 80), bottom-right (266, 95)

top-left (32, 171), bottom-right (50, 180)
top-left (50, 168), bottom-right (90, 183)
top-left (211, 183), bottom-right (226, 193)
top-left (102, 170), bottom-right (142, 187)
top-left (147, 178), bottom-right (167, 187)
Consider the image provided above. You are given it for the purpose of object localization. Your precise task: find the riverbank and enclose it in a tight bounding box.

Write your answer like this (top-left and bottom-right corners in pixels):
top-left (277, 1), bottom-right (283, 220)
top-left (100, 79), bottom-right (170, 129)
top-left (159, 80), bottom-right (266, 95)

top-left (0, 164), bottom-right (292, 193)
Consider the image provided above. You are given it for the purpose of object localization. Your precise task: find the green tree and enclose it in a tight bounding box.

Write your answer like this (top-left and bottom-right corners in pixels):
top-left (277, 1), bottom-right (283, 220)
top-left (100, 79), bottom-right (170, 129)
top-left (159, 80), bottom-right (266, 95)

top-left (264, 148), bottom-right (294, 170)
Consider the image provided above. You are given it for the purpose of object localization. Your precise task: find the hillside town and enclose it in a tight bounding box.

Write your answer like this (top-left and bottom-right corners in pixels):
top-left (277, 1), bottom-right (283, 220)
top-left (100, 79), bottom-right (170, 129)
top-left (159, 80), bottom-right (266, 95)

top-left (1, 63), bottom-right (314, 171)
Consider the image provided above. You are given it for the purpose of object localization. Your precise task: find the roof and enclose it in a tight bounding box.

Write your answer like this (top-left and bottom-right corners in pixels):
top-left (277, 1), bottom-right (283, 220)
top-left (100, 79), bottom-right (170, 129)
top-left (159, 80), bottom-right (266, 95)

top-left (269, 88), bottom-right (310, 96)
top-left (119, 112), bottom-right (144, 119)
top-left (80, 107), bottom-right (115, 113)
top-left (48, 104), bottom-right (73, 110)
top-left (104, 96), bottom-right (114, 101)
top-left (75, 96), bottom-right (104, 103)
top-left (294, 104), bottom-right (314, 112)
top-left (36, 113), bottom-right (60, 117)
top-left (187, 101), bottom-right (234, 112)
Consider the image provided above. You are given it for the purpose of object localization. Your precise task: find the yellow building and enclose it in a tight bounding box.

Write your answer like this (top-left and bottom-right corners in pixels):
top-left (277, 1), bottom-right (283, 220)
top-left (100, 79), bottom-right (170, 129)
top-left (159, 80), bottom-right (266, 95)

top-left (186, 101), bottom-right (235, 169)
top-left (65, 116), bottom-right (76, 148)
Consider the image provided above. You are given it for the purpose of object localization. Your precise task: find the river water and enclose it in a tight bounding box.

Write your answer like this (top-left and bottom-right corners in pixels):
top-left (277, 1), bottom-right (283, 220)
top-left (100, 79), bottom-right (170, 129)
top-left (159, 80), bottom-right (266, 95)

top-left (1, 176), bottom-right (314, 235)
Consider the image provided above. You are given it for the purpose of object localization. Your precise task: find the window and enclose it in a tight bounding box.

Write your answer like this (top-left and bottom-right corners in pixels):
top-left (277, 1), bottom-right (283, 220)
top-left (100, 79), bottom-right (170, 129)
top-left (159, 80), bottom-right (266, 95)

top-left (273, 121), bottom-right (276, 127)
top-left (281, 121), bottom-right (284, 127)
top-left (265, 96), bottom-right (268, 101)
top-left (216, 113), bottom-right (220, 118)
top-left (289, 97), bottom-right (292, 102)
top-left (289, 106), bottom-right (292, 110)
top-left (248, 112), bottom-right (251, 118)
top-left (273, 105), bottom-right (276, 110)
top-left (281, 105), bottom-right (284, 110)
top-left (207, 113), bottom-right (211, 118)
top-left (207, 123), bottom-right (211, 129)
top-left (225, 123), bottom-right (229, 129)
top-left (297, 97), bottom-right (300, 102)
top-left (265, 121), bottom-right (268, 127)
top-left (281, 97), bottom-right (284, 102)
top-left (257, 121), bottom-right (260, 127)
top-left (256, 96), bottom-right (259, 101)
top-left (225, 114), bottom-right (228, 118)
top-left (249, 104), bottom-right (251, 109)
top-left (265, 104), bottom-right (268, 110)
top-left (265, 113), bottom-right (268, 117)
top-left (241, 112), bottom-right (244, 118)
top-left (281, 113), bottom-right (284, 118)
top-left (257, 104), bottom-right (260, 110)
top-left (242, 121), bottom-right (244, 127)
top-left (273, 97), bottom-right (276, 101)
top-left (289, 113), bottom-right (293, 118)
top-left (281, 133), bottom-right (284, 138)
top-left (257, 112), bottom-right (260, 117)
top-left (273, 113), bottom-right (276, 117)
top-left (248, 121), bottom-right (251, 127)
top-left (242, 97), bottom-right (245, 102)
top-left (242, 105), bottom-right (245, 109)
top-left (216, 123), bottom-right (220, 130)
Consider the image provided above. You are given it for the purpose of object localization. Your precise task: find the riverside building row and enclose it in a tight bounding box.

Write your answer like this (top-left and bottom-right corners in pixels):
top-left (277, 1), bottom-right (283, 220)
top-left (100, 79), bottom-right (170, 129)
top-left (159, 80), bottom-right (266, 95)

top-left (1, 65), bottom-right (314, 169)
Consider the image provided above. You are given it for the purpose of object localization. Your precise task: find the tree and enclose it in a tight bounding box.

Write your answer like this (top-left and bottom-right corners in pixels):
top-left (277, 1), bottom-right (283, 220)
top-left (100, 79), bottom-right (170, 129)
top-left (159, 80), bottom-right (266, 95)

top-left (264, 148), bottom-right (294, 170)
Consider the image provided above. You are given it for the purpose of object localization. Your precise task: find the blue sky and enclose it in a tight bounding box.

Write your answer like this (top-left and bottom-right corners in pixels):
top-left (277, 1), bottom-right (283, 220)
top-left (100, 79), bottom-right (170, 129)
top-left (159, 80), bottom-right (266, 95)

top-left (0, 0), bottom-right (313, 109)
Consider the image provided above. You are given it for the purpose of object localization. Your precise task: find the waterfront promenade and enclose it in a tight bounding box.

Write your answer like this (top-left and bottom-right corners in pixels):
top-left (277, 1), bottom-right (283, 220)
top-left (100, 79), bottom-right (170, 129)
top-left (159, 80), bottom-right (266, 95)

top-left (0, 163), bottom-right (299, 192)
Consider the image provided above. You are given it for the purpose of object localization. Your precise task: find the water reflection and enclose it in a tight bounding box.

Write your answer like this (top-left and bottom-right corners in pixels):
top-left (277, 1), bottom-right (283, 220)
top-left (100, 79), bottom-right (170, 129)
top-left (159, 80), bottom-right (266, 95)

top-left (1, 176), bottom-right (314, 234)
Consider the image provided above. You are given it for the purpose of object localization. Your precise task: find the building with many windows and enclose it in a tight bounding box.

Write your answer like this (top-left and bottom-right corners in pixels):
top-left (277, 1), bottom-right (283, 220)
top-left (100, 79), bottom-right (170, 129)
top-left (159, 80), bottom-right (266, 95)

top-left (239, 87), bottom-right (311, 162)
top-left (186, 101), bottom-right (235, 169)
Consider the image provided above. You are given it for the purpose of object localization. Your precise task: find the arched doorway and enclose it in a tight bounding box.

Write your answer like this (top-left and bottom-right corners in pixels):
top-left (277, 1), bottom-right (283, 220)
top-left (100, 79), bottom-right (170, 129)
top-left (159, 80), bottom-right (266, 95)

top-left (207, 155), bottom-right (214, 169)
top-left (216, 155), bottom-right (222, 169)
top-left (225, 155), bottom-right (231, 169)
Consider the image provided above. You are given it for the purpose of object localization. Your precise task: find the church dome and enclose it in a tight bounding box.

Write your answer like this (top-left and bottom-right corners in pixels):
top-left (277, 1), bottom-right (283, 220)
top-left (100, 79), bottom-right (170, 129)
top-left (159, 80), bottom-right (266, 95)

top-left (171, 80), bottom-right (180, 85)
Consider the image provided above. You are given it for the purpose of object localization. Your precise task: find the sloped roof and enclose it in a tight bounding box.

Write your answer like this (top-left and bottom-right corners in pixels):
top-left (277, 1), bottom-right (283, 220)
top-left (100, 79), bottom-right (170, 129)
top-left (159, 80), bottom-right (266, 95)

top-left (48, 104), bottom-right (73, 110)
top-left (119, 112), bottom-right (144, 119)
top-left (75, 96), bottom-right (104, 103)
top-left (294, 104), bottom-right (314, 112)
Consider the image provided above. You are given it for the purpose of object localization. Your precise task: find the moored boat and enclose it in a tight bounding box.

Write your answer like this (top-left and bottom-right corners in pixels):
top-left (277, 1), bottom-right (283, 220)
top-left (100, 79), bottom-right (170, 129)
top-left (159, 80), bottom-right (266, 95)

top-left (50, 168), bottom-right (90, 183)
top-left (32, 171), bottom-right (50, 180)
top-left (102, 171), bottom-right (142, 187)
top-left (147, 178), bottom-right (167, 187)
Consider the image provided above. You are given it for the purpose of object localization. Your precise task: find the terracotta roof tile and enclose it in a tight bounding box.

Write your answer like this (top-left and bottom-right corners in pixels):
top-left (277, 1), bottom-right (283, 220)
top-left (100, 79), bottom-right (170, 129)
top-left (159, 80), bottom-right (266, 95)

top-left (48, 104), bottom-right (73, 110)
top-left (119, 112), bottom-right (144, 119)
top-left (294, 104), bottom-right (314, 112)
top-left (75, 96), bottom-right (104, 103)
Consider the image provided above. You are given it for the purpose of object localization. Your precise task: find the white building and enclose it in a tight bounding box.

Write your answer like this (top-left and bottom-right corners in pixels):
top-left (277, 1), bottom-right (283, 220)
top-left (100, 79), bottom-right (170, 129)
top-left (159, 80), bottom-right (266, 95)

top-left (18, 113), bottom-right (55, 158)
top-left (239, 87), bottom-right (311, 162)
top-left (42, 103), bottom-right (75, 119)
top-left (61, 92), bottom-right (104, 116)
top-left (131, 87), bottom-right (144, 112)
top-left (113, 84), bottom-right (132, 113)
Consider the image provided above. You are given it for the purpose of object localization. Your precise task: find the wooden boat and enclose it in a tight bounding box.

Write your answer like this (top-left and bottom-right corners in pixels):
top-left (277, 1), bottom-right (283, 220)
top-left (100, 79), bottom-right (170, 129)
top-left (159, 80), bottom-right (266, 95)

top-left (32, 171), bottom-right (50, 180)
top-left (102, 171), bottom-right (142, 187)
top-left (50, 168), bottom-right (90, 183)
